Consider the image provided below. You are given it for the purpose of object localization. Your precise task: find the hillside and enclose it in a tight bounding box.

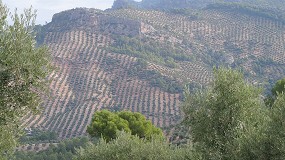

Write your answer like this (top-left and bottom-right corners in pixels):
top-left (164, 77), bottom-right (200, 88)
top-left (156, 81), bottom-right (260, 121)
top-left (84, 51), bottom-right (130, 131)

top-left (23, 2), bottom-right (285, 141)
top-left (112, 0), bottom-right (285, 10)
top-left (24, 8), bottom-right (182, 139)
top-left (107, 4), bottom-right (285, 88)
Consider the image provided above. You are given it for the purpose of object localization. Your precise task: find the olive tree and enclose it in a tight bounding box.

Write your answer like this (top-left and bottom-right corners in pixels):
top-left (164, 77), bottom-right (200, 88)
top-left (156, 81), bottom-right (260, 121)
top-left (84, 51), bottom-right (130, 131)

top-left (263, 92), bottom-right (285, 159)
top-left (182, 68), bottom-right (268, 159)
top-left (0, 1), bottom-right (52, 156)
top-left (265, 78), bottom-right (285, 107)
top-left (271, 78), bottom-right (285, 96)
top-left (76, 131), bottom-right (194, 160)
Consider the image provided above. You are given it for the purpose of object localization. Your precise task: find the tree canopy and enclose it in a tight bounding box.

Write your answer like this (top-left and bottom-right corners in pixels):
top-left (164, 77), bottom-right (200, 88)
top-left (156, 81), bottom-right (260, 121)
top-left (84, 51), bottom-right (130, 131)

top-left (87, 110), bottom-right (163, 141)
top-left (182, 68), bottom-right (269, 159)
top-left (265, 77), bottom-right (285, 107)
top-left (271, 78), bottom-right (285, 96)
top-left (76, 131), bottom-right (194, 160)
top-left (14, 137), bottom-right (89, 160)
top-left (10, 68), bottom-right (285, 159)
top-left (0, 2), bottom-right (52, 157)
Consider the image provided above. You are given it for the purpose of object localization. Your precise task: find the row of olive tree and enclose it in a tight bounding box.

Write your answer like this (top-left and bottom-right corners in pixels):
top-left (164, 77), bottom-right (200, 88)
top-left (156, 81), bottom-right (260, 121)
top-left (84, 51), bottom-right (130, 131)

top-left (81, 68), bottom-right (285, 160)
top-left (2, 2), bottom-right (285, 159)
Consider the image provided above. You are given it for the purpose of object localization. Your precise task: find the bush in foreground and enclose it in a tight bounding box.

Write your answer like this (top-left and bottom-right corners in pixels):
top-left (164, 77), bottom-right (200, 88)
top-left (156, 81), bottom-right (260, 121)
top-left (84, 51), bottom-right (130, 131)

top-left (76, 131), bottom-right (195, 160)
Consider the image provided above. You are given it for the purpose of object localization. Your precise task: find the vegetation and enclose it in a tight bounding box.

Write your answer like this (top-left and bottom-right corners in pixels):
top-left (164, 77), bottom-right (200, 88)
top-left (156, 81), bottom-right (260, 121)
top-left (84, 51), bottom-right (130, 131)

top-left (75, 131), bottom-right (194, 160)
top-left (182, 68), bottom-right (285, 159)
top-left (265, 93), bottom-right (285, 159)
top-left (87, 110), bottom-right (163, 141)
top-left (14, 137), bottom-right (89, 160)
top-left (265, 78), bottom-right (285, 107)
top-left (34, 25), bottom-right (47, 45)
top-left (76, 68), bottom-right (285, 159)
top-left (206, 2), bottom-right (285, 24)
top-left (27, 2), bottom-right (285, 140)
top-left (0, 2), bottom-right (52, 157)
top-left (9, 65), bottom-right (285, 159)
top-left (19, 129), bottom-right (58, 144)
top-left (271, 78), bottom-right (285, 96)
top-left (0, 1), bottom-right (285, 159)
top-left (166, 8), bottom-right (200, 20)
top-left (183, 68), bottom-right (266, 159)
top-left (128, 59), bottom-right (183, 93)
top-left (113, 0), bottom-right (285, 11)
top-left (24, 28), bottom-right (182, 140)
top-left (109, 35), bottom-right (192, 68)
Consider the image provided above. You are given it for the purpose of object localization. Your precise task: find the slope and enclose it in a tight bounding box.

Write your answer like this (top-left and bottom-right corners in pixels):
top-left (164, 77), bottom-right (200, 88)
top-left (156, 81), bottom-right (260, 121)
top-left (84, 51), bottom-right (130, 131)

top-left (22, 3), bottom-right (285, 140)
top-left (22, 8), bottom-right (182, 139)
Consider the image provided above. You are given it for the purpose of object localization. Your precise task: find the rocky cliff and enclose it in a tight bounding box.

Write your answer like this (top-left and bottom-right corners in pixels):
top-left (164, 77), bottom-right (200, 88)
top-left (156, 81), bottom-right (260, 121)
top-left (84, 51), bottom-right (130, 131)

top-left (44, 8), bottom-right (154, 36)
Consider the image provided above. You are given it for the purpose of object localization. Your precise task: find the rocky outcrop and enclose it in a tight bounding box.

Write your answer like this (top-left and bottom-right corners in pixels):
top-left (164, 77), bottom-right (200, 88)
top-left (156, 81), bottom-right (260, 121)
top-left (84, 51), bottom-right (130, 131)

top-left (99, 16), bottom-right (155, 36)
top-left (45, 8), bottom-right (155, 36)
top-left (47, 8), bottom-right (102, 32)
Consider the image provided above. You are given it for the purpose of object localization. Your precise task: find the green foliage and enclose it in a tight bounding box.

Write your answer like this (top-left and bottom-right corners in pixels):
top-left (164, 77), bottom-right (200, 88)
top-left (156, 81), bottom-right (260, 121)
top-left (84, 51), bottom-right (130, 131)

top-left (115, 0), bottom-right (285, 11)
top-left (264, 93), bottom-right (285, 159)
top-left (87, 110), bottom-right (130, 142)
top-left (206, 2), bottom-right (285, 24)
top-left (13, 70), bottom-right (285, 159)
top-left (75, 131), bottom-right (195, 160)
top-left (182, 68), bottom-right (268, 159)
top-left (265, 78), bottom-right (285, 107)
top-left (13, 137), bottom-right (90, 160)
top-left (109, 35), bottom-right (192, 68)
top-left (167, 8), bottom-right (200, 19)
top-left (150, 75), bottom-right (183, 94)
top-left (87, 110), bottom-right (163, 142)
top-left (0, 124), bottom-right (18, 158)
top-left (19, 129), bottom-right (57, 144)
top-left (117, 111), bottom-right (163, 138)
top-left (271, 78), bottom-right (285, 96)
top-left (0, 2), bottom-right (52, 157)
top-left (128, 59), bottom-right (183, 94)
top-left (34, 24), bottom-right (47, 45)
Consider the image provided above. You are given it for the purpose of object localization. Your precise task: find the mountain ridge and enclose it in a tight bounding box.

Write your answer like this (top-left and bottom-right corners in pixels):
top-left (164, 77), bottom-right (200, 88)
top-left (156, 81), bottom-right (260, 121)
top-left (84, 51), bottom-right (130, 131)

top-left (112, 0), bottom-right (285, 10)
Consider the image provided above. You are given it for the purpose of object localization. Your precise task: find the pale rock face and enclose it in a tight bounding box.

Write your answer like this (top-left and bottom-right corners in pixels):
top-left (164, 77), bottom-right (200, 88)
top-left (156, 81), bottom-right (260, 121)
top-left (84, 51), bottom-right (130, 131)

top-left (48, 8), bottom-right (101, 32)
top-left (140, 22), bottom-right (156, 34)
top-left (47, 8), bottom-right (156, 37)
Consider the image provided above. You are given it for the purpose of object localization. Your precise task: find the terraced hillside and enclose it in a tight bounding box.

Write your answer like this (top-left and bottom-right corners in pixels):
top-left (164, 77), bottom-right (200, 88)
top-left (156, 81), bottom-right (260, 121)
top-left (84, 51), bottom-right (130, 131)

top-left (108, 5), bottom-right (285, 86)
top-left (113, 0), bottom-right (285, 11)
top-left (23, 3), bottom-right (285, 140)
top-left (22, 9), bottom-right (183, 139)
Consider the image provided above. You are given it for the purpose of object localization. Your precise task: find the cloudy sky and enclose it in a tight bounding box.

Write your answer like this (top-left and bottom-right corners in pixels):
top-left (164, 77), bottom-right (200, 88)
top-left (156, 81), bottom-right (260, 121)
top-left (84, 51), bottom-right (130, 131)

top-left (2, 0), bottom-right (116, 24)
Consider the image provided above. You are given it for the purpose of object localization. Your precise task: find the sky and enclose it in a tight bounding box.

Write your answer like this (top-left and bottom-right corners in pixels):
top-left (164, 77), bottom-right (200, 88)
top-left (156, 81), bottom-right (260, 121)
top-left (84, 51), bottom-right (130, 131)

top-left (2, 0), bottom-right (116, 24)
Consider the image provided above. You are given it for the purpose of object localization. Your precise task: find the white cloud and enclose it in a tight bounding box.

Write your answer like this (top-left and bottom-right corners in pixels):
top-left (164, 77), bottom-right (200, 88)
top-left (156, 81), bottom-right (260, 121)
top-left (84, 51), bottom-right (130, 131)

top-left (2, 0), bottom-right (115, 24)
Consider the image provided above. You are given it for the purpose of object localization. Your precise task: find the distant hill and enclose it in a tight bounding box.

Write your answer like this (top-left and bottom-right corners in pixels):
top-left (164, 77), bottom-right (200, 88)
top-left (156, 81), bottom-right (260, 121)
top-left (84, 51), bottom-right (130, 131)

top-left (112, 0), bottom-right (285, 10)
top-left (28, 1), bottom-right (285, 141)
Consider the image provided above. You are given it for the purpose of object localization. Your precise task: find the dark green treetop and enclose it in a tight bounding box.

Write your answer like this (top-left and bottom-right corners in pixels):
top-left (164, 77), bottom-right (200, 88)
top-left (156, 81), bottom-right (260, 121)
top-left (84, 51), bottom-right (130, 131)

top-left (87, 110), bottom-right (163, 142)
